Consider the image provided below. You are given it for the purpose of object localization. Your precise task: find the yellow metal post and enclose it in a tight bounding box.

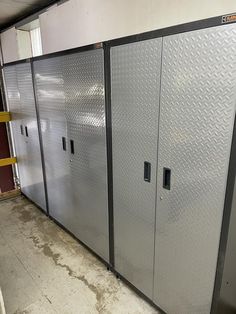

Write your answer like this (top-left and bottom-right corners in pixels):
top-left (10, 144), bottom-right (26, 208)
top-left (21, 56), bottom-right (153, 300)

top-left (0, 111), bottom-right (11, 123)
top-left (0, 157), bottom-right (17, 167)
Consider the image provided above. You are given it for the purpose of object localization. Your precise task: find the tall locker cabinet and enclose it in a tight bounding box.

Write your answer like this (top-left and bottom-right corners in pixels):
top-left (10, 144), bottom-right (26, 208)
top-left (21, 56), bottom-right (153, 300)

top-left (33, 57), bottom-right (69, 222)
top-left (153, 24), bottom-right (236, 313)
top-left (110, 38), bottom-right (162, 297)
top-left (4, 62), bottom-right (47, 211)
top-left (33, 48), bottom-right (109, 262)
top-left (4, 65), bottom-right (27, 190)
top-left (63, 50), bottom-right (109, 261)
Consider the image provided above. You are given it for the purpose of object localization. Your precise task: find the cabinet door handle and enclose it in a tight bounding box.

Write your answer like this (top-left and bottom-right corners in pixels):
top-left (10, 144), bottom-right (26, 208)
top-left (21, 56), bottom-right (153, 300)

top-left (20, 125), bottom-right (24, 135)
top-left (62, 137), bottom-right (66, 151)
top-left (144, 161), bottom-right (151, 182)
top-left (25, 126), bottom-right (28, 137)
top-left (70, 140), bottom-right (74, 154)
top-left (163, 167), bottom-right (171, 190)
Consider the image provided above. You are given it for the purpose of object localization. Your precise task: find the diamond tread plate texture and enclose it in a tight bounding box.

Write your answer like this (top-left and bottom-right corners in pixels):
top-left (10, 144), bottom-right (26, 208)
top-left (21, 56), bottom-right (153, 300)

top-left (34, 50), bottom-right (109, 261)
top-left (111, 38), bottom-right (162, 297)
top-left (4, 64), bottom-right (46, 210)
top-left (154, 24), bottom-right (236, 314)
top-left (4, 65), bottom-right (26, 185)
top-left (33, 57), bottom-right (70, 224)
top-left (16, 63), bottom-right (46, 210)
top-left (62, 49), bottom-right (109, 261)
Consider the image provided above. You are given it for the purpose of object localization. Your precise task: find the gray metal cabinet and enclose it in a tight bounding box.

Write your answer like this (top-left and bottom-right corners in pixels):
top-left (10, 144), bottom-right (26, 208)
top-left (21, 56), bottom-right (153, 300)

top-left (34, 48), bottom-right (109, 262)
top-left (4, 65), bottom-right (27, 187)
top-left (63, 49), bottom-right (109, 261)
top-left (16, 63), bottom-right (46, 210)
top-left (153, 24), bottom-right (236, 314)
top-left (5, 20), bottom-right (236, 314)
top-left (110, 38), bottom-right (162, 297)
top-left (4, 63), bottom-right (47, 211)
top-left (33, 57), bottom-right (70, 221)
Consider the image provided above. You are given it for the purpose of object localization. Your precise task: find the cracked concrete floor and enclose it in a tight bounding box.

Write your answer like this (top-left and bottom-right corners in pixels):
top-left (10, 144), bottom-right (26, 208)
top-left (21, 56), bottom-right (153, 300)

top-left (0, 195), bottom-right (159, 314)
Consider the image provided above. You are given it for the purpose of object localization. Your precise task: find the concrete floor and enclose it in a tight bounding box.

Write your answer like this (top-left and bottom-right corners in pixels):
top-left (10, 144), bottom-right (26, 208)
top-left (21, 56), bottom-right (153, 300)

top-left (0, 195), bottom-right (159, 314)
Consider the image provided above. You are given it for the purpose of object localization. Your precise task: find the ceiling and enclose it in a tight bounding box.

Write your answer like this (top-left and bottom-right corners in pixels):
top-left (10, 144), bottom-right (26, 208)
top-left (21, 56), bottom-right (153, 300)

top-left (0, 0), bottom-right (57, 31)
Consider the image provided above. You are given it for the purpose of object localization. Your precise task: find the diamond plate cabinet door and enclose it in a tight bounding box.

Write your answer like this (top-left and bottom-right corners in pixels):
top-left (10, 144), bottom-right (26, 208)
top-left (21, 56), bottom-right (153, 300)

top-left (62, 49), bottom-right (109, 262)
top-left (33, 57), bottom-right (70, 222)
top-left (16, 62), bottom-right (47, 211)
top-left (4, 65), bottom-right (28, 196)
top-left (154, 24), bottom-right (236, 314)
top-left (111, 38), bottom-right (162, 298)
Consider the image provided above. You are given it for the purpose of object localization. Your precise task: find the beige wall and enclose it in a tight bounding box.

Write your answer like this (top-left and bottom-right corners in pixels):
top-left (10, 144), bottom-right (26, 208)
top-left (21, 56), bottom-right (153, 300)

top-left (40, 0), bottom-right (236, 54)
top-left (0, 28), bottom-right (32, 63)
top-left (1, 0), bottom-right (236, 61)
top-left (0, 27), bottom-right (18, 63)
top-left (17, 30), bottom-right (32, 60)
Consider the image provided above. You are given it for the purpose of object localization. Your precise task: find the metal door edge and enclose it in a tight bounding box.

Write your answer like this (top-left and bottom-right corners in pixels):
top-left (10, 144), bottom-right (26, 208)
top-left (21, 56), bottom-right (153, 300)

top-left (30, 60), bottom-right (49, 215)
top-left (210, 114), bottom-right (236, 313)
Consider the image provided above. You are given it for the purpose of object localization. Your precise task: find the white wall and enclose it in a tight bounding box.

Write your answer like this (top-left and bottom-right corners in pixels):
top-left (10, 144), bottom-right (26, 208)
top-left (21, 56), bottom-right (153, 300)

top-left (17, 30), bottom-right (32, 60)
top-left (1, 0), bottom-right (236, 61)
top-left (0, 27), bottom-right (18, 63)
top-left (40, 0), bottom-right (236, 54)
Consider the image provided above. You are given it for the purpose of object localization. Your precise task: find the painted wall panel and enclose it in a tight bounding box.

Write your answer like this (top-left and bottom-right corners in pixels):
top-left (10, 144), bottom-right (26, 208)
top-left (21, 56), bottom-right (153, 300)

top-left (40, 0), bottom-right (236, 54)
top-left (1, 0), bottom-right (236, 59)
top-left (0, 27), bottom-right (18, 63)
top-left (17, 30), bottom-right (32, 60)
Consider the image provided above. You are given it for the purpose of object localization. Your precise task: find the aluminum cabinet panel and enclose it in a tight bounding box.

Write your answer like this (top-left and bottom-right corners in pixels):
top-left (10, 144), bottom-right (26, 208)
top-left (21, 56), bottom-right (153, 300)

top-left (154, 24), bottom-right (236, 314)
top-left (4, 65), bottom-right (28, 192)
top-left (62, 49), bottom-right (109, 261)
top-left (33, 57), bottom-right (70, 223)
top-left (16, 63), bottom-right (46, 211)
top-left (111, 38), bottom-right (162, 297)
top-left (217, 176), bottom-right (236, 313)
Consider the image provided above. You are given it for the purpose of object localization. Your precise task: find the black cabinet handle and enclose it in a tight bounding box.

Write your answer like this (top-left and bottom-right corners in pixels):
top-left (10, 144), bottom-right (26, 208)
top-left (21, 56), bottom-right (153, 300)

top-left (144, 161), bottom-right (151, 182)
top-left (70, 140), bottom-right (74, 154)
top-left (163, 167), bottom-right (171, 190)
top-left (20, 125), bottom-right (24, 135)
top-left (62, 137), bottom-right (66, 151)
top-left (25, 126), bottom-right (28, 137)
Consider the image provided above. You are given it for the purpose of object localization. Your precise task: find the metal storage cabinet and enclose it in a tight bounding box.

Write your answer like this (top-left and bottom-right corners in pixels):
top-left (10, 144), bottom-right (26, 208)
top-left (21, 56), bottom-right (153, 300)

top-left (110, 38), bottom-right (162, 297)
top-left (4, 63), bottom-right (47, 211)
top-left (33, 57), bottom-right (70, 223)
top-left (62, 49), bottom-right (109, 261)
top-left (16, 63), bottom-right (47, 211)
top-left (4, 65), bottom-right (27, 188)
top-left (34, 48), bottom-right (109, 262)
top-left (153, 24), bottom-right (236, 314)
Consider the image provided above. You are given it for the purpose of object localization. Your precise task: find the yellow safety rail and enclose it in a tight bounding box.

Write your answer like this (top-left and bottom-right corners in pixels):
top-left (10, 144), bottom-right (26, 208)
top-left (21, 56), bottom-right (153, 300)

top-left (0, 111), bottom-right (17, 167)
top-left (0, 157), bottom-right (17, 167)
top-left (0, 111), bottom-right (11, 122)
